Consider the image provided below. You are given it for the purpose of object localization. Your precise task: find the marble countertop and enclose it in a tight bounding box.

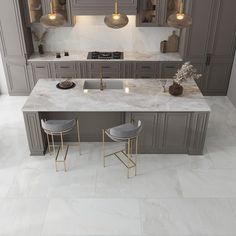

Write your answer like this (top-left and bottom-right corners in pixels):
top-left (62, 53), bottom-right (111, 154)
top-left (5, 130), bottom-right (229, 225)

top-left (22, 79), bottom-right (211, 112)
top-left (28, 51), bottom-right (183, 62)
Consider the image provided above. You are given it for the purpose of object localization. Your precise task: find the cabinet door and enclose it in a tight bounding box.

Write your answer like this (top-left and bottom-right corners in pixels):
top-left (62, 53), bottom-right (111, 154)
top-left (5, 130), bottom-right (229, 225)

top-left (205, 0), bottom-right (236, 95)
top-left (162, 113), bottom-right (191, 153)
top-left (71, 0), bottom-right (137, 15)
top-left (160, 62), bottom-right (182, 78)
top-left (43, 0), bottom-right (75, 26)
top-left (0, 0), bottom-right (33, 95)
top-left (31, 62), bottom-right (51, 85)
top-left (134, 62), bottom-right (159, 78)
top-left (89, 62), bottom-right (121, 78)
top-left (4, 60), bottom-right (31, 95)
top-left (127, 113), bottom-right (157, 154)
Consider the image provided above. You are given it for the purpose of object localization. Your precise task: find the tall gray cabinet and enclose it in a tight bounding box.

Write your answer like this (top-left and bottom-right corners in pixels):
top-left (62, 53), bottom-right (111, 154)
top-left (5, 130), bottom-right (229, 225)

top-left (0, 0), bottom-right (33, 95)
top-left (183, 0), bottom-right (236, 96)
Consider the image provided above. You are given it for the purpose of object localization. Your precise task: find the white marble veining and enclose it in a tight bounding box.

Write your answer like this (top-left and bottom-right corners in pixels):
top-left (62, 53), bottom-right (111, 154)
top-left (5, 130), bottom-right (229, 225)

top-left (28, 51), bottom-right (183, 62)
top-left (1, 95), bottom-right (236, 236)
top-left (22, 79), bottom-right (210, 112)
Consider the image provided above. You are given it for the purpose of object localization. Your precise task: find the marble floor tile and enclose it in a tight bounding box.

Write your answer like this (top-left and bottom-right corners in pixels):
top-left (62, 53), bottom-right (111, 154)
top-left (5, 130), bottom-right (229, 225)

top-left (41, 198), bottom-right (141, 236)
top-left (178, 169), bottom-right (236, 198)
top-left (0, 197), bottom-right (49, 236)
top-left (140, 198), bottom-right (236, 236)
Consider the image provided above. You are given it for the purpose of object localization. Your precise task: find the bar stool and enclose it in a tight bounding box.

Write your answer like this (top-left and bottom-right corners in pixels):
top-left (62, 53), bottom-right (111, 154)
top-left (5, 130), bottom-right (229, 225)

top-left (41, 118), bottom-right (81, 172)
top-left (102, 120), bottom-right (142, 178)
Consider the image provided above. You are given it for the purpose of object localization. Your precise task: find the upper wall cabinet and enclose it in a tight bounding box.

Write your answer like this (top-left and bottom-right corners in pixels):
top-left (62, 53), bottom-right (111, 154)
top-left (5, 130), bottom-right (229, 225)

top-left (136, 0), bottom-right (179, 27)
top-left (23, 0), bottom-right (75, 26)
top-left (71, 0), bottom-right (137, 15)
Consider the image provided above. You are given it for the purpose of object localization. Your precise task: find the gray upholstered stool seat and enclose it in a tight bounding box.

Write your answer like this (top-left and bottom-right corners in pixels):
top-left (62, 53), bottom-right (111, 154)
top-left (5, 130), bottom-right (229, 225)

top-left (41, 119), bottom-right (76, 133)
top-left (41, 118), bottom-right (81, 172)
top-left (108, 122), bottom-right (142, 139)
top-left (102, 120), bottom-right (142, 178)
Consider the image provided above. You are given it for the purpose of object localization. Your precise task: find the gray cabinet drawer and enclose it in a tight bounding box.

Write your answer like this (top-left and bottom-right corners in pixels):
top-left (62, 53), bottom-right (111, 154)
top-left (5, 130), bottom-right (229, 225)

top-left (135, 73), bottom-right (156, 78)
top-left (161, 62), bottom-right (182, 78)
top-left (90, 62), bottom-right (120, 73)
top-left (55, 71), bottom-right (77, 79)
top-left (31, 62), bottom-right (51, 84)
top-left (54, 62), bottom-right (77, 71)
top-left (136, 62), bottom-right (156, 73)
top-left (91, 72), bottom-right (120, 79)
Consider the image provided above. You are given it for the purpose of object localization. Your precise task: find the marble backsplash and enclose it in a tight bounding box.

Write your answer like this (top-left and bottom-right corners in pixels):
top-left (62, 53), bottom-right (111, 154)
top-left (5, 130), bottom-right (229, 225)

top-left (31, 16), bottom-right (179, 53)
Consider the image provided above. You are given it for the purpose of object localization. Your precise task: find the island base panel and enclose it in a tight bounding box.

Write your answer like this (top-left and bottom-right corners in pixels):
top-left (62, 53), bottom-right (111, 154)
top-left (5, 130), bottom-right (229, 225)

top-left (23, 112), bottom-right (209, 156)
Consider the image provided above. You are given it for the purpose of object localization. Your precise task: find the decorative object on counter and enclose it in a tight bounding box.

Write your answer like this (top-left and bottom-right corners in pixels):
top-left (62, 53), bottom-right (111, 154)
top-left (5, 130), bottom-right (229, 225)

top-left (40, 0), bottom-right (65, 27)
top-left (56, 80), bottom-right (76, 89)
top-left (169, 62), bottom-right (202, 96)
top-left (64, 51), bottom-right (69, 57)
top-left (104, 0), bottom-right (129, 29)
top-left (159, 79), bottom-right (167, 93)
top-left (160, 40), bottom-right (167, 53)
top-left (160, 31), bottom-right (179, 53)
top-left (167, 0), bottom-right (192, 29)
top-left (32, 30), bottom-right (47, 55)
top-left (56, 52), bottom-right (61, 58)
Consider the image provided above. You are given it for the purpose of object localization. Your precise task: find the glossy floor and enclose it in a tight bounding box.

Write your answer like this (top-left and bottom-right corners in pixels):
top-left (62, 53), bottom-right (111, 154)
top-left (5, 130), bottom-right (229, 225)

top-left (1, 95), bottom-right (236, 236)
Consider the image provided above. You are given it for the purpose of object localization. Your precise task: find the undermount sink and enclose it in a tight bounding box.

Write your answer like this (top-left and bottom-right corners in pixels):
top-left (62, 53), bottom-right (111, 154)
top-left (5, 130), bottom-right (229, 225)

top-left (83, 80), bottom-right (123, 90)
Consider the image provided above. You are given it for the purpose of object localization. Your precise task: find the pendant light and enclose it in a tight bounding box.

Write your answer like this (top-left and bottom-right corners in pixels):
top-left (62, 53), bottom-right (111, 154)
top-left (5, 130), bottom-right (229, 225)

top-left (167, 0), bottom-right (192, 29)
top-left (104, 0), bottom-right (129, 29)
top-left (40, 0), bottom-right (65, 28)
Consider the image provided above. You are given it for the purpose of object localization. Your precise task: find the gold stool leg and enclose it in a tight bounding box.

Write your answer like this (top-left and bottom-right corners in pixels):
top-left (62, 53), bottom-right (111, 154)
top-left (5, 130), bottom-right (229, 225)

top-left (102, 129), bottom-right (105, 168)
top-left (51, 134), bottom-right (58, 172)
top-left (60, 132), bottom-right (67, 172)
top-left (127, 138), bottom-right (131, 179)
top-left (46, 133), bottom-right (52, 155)
top-left (77, 119), bottom-right (81, 155)
top-left (135, 137), bottom-right (138, 176)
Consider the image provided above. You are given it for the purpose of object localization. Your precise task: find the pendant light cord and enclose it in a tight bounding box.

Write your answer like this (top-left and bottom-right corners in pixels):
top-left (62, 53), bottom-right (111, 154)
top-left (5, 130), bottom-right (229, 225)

top-left (114, 0), bottom-right (118, 14)
top-left (179, 0), bottom-right (184, 14)
top-left (50, 1), bottom-right (54, 14)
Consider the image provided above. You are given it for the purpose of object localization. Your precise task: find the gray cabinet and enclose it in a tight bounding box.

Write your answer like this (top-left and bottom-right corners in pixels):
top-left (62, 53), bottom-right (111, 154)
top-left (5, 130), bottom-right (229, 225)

top-left (43, 0), bottom-right (75, 26)
top-left (52, 61), bottom-right (78, 78)
top-left (162, 113), bottom-right (190, 153)
top-left (136, 0), bottom-right (179, 27)
top-left (134, 62), bottom-right (160, 78)
top-left (160, 62), bottom-right (182, 78)
top-left (182, 0), bottom-right (236, 95)
top-left (30, 62), bottom-right (52, 85)
top-left (88, 62), bottom-right (122, 78)
top-left (127, 111), bottom-right (208, 154)
top-left (71, 0), bottom-right (137, 15)
top-left (0, 0), bottom-right (34, 95)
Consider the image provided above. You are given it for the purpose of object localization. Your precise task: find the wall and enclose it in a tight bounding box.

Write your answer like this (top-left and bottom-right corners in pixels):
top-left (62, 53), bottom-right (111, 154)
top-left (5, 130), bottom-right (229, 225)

top-left (32, 16), bottom-right (179, 53)
top-left (0, 51), bottom-right (8, 95)
top-left (228, 54), bottom-right (236, 107)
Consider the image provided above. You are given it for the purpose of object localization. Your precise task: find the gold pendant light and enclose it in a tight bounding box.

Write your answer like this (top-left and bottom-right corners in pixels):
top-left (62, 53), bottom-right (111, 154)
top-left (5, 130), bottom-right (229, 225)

top-left (167, 0), bottom-right (192, 29)
top-left (104, 0), bottom-right (129, 29)
top-left (40, 0), bottom-right (65, 28)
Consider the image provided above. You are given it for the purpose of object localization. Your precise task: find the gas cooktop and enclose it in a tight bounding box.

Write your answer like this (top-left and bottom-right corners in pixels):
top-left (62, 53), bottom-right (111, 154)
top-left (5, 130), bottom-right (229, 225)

top-left (87, 51), bottom-right (124, 60)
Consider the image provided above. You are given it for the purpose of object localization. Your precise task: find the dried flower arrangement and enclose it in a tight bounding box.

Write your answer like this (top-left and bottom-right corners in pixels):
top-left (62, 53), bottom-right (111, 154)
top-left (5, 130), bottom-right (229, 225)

top-left (32, 30), bottom-right (47, 54)
top-left (174, 61), bottom-right (202, 85)
top-left (32, 30), bottom-right (47, 44)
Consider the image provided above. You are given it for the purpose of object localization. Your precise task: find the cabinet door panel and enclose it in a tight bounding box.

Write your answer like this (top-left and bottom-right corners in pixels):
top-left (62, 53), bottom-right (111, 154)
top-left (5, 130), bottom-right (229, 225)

top-left (129, 113), bottom-right (157, 153)
top-left (72, 0), bottom-right (137, 15)
top-left (161, 62), bottom-right (182, 78)
top-left (5, 61), bottom-right (31, 95)
top-left (0, 0), bottom-right (26, 58)
top-left (185, 0), bottom-right (214, 60)
top-left (31, 62), bottom-right (51, 84)
top-left (162, 113), bottom-right (190, 153)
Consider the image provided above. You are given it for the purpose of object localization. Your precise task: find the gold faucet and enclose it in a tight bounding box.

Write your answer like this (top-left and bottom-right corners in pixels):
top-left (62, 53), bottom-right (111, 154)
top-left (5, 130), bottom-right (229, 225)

top-left (100, 70), bottom-right (105, 91)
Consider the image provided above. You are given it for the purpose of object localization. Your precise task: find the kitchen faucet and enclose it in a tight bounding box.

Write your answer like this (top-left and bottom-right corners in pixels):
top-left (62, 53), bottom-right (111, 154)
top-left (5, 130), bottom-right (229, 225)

top-left (100, 69), bottom-right (105, 91)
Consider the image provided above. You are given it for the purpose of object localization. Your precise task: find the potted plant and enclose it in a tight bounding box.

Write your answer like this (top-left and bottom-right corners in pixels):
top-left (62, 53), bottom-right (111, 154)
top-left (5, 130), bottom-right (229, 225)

top-left (32, 30), bottom-right (47, 55)
top-left (169, 61), bottom-right (202, 96)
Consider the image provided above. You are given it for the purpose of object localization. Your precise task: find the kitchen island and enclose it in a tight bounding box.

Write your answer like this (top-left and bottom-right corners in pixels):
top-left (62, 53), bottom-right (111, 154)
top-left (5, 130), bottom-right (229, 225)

top-left (22, 79), bottom-right (210, 156)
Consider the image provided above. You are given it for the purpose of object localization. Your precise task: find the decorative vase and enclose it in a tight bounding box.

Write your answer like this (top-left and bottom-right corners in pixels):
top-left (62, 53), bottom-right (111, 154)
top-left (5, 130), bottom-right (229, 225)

top-left (169, 82), bottom-right (183, 96)
top-left (38, 44), bottom-right (44, 55)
